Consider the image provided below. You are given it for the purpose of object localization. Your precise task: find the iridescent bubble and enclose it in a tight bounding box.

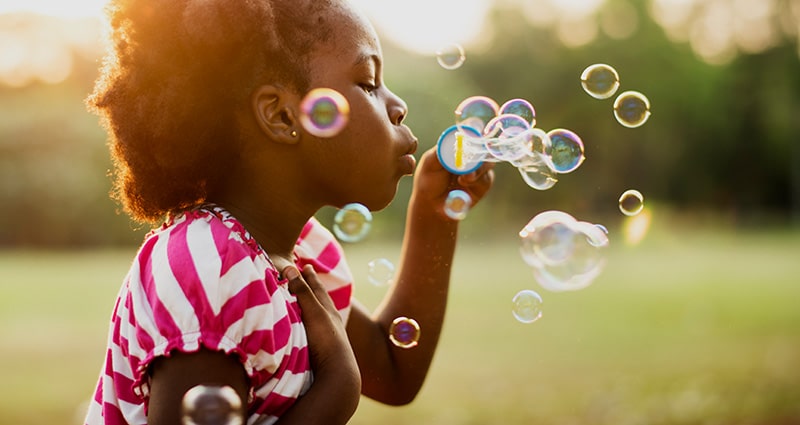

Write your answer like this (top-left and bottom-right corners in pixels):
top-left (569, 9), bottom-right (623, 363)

top-left (367, 258), bottom-right (395, 287)
top-left (519, 165), bottom-right (558, 191)
top-left (389, 316), bottom-right (421, 349)
top-left (484, 114), bottom-right (532, 162)
top-left (618, 189), bottom-right (644, 216)
top-left (511, 289), bottom-right (543, 324)
top-left (182, 385), bottom-right (242, 425)
top-left (519, 211), bottom-right (609, 292)
top-left (499, 98), bottom-right (537, 127)
top-left (613, 90), bottom-right (651, 128)
top-left (436, 43), bottom-right (466, 70)
top-left (519, 210), bottom-right (576, 268)
top-left (580, 63), bottom-right (620, 100)
top-left (545, 129), bottom-right (585, 174)
top-left (444, 189), bottom-right (472, 220)
top-left (299, 88), bottom-right (350, 138)
top-left (454, 96), bottom-right (499, 134)
top-left (333, 203), bottom-right (372, 243)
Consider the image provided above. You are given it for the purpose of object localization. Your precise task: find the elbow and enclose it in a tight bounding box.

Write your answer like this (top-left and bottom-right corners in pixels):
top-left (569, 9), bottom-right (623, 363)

top-left (372, 381), bottom-right (423, 406)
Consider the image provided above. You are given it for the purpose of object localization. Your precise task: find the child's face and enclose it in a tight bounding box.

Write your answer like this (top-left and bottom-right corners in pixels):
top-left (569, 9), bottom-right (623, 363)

top-left (297, 3), bottom-right (418, 211)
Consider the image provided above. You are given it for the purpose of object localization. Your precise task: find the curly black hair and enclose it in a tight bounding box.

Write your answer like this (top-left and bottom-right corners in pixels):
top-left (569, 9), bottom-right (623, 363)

top-left (88, 0), bottom-right (335, 223)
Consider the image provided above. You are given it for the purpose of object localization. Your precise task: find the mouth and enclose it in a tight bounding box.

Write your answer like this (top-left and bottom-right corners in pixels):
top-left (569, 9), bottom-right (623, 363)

top-left (406, 138), bottom-right (419, 156)
top-left (400, 138), bottom-right (419, 174)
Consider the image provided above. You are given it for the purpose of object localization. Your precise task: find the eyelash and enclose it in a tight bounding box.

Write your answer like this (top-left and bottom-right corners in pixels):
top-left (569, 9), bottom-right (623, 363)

top-left (360, 83), bottom-right (378, 94)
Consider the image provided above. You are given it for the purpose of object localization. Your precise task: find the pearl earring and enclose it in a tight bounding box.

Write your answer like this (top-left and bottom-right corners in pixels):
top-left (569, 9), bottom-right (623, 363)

top-left (290, 130), bottom-right (298, 138)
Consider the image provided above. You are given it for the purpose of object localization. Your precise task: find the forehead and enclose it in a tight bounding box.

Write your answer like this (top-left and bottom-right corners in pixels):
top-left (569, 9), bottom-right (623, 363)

top-left (311, 3), bottom-right (381, 66)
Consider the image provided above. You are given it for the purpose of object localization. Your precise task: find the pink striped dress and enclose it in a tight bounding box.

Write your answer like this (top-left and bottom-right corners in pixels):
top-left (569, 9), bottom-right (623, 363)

top-left (84, 205), bottom-right (353, 425)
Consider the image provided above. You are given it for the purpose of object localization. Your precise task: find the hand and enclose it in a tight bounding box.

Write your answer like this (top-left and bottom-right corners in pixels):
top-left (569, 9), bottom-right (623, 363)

top-left (411, 147), bottom-right (495, 218)
top-left (284, 265), bottom-right (360, 381)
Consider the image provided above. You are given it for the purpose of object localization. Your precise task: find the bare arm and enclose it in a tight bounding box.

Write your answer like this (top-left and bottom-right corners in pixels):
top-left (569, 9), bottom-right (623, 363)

top-left (346, 147), bottom-right (495, 405)
top-left (147, 265), bottom-right (360, 425)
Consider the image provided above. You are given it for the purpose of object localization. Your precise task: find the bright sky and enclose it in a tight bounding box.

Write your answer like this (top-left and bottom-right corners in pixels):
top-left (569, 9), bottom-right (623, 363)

top-left (0, 0), bottom-right (492, 54)
top-left (0, 0), bottom-right (106, 18)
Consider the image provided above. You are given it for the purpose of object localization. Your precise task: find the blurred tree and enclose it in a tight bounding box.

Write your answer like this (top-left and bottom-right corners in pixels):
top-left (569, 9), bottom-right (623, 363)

top-left (0, 1), bottom-right (798, 247)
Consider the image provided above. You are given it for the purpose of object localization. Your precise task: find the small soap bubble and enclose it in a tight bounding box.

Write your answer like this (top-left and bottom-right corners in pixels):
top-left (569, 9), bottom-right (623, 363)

top-left (389, 316), bottom-right (421, 349)
top-left (618, 189), bottom-right (644, 216)
top-left (454, 96), bottom-right (499, 134)
top-left (613, 90), bottom-right (651, 128)
top-left (182, 385), bottom-right (242, 425)
top-left (367, 258), bottom-right (395, 287)
top-left (333, 203), bottom-right (372, 243)
top-left (581, 63), bottom-right (620, 100)
top-left (511, 289), bottom-right (543, 323)
top-left (436, 43), bottom-right (466, 70)
top-left (444, 189), bottom-right (472, 220)
top-left (299, 88), bottom-right (350, 138)
top-left (545, 129), bottom-right (585, 174)
top-left (499, 98), bottom-right (537, 126)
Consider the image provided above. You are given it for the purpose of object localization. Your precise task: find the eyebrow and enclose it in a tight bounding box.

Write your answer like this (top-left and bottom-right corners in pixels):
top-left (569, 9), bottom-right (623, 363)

top-left (354, 52), bottom-right (380, 68)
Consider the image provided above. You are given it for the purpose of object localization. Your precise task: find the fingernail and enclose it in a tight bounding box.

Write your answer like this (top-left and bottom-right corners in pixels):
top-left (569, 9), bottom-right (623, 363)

top-left (283, 266), bottom-right (299, 281)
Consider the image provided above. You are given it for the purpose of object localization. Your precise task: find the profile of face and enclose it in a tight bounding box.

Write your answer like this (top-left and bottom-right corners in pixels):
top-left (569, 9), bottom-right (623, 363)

top-left (292, 2), bottom-right (419, 211)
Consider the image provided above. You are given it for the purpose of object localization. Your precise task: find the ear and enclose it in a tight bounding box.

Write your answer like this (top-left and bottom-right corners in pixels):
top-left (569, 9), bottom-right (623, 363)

top-left (251, 85), bottom-right (300, 144)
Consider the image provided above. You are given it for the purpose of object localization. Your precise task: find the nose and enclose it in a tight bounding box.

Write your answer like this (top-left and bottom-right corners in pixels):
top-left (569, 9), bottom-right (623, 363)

top-left (388, 90), bottom-right (408, 126)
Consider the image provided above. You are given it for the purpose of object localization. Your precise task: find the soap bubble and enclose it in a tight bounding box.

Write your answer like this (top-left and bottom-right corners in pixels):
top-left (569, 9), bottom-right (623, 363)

top-left (182, 385), bottom-right (242, 425)
top-left (545, 129), bottom-right (585, 173)
top-left (444, 189), bottom-right (472, 220)
top-left (367, 258), bottom-right (395, 287)
top-left (484, 114), bottom-right (532, 162)
top-left (333, 203), bottom-right (372, 243)
top-left (436, 43), bottom-right (466, 70)
top-left (618, 189), bottom-right (644, 216)
top-left (613, 90), bottom-right (651, 128)
top-left (389, 317), bottom-right (421, 349)
top-left (499, 98), bottom-right (536, 126)
top-left (519, 211), bottom-right (609, 292)
top-left (455, 96), bottom-right (499, 134)
top-left (511, 289), bottom-right (543, 323)
top-left (581, 63), bottom-right (620, 100)
top-left (519, 164), bottom-right (559, 190)
top-left (299, 88), bottom-right (350, 138)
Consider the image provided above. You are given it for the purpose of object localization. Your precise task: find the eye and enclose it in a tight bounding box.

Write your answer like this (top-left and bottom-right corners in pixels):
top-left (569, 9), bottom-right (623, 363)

top-left (360, 82), bottom-right (378, 94)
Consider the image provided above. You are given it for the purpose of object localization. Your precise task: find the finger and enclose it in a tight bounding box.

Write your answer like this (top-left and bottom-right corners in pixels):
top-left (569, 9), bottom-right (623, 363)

top-left (457, 162), bottom-right (495, 186)
top-left (285, 265), bottom-right (315, 302)
top-left (299, 264), bottom-right (338, 313)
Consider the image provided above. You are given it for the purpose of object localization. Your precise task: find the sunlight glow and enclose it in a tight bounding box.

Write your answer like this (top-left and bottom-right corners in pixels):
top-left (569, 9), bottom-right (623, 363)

top-left (0, 0), bottom-right (106, 18)
top-left (350, 0), bottom-right (492, 55)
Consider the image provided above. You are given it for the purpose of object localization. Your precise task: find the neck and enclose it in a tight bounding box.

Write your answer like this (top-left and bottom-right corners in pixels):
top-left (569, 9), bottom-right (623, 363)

top-left (213, 182), bottom-right (320, 271)
top-left (220, 197), bottom-right (316, 270)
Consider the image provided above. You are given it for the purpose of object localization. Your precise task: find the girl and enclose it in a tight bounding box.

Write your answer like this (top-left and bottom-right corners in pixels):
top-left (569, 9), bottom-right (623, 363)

top-left (84, 0), bottom-right (494, 424)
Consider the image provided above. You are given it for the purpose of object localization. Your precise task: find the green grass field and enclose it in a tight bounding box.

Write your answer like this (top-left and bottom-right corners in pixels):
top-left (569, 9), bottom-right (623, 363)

top-left (1, 222), bottom-right (799, 425)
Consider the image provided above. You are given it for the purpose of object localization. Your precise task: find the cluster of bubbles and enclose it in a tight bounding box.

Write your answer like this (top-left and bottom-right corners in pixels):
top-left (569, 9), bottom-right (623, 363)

top-left (437, 95), bottom-right (585, 197)
top-left (519, 210), bottom-right (610, 293)
top-left (182, 385), bottom-right (242, 425)
top-left (580, 63), bottom-right (651, 129)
